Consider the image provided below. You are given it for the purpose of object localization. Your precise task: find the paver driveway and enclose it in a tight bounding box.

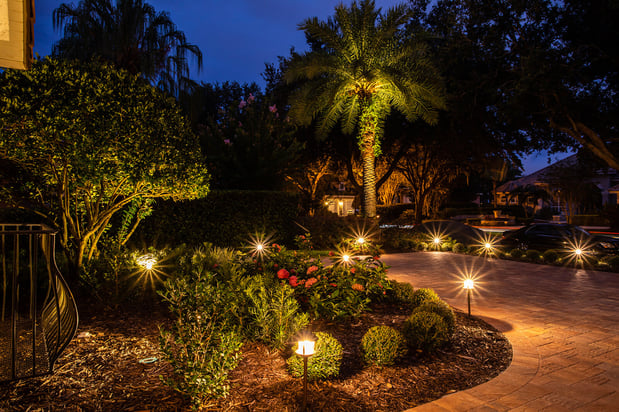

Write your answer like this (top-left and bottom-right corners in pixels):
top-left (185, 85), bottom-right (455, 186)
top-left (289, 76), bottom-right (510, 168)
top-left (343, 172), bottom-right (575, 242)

top-left (382, 252), bottom-right (619, 411)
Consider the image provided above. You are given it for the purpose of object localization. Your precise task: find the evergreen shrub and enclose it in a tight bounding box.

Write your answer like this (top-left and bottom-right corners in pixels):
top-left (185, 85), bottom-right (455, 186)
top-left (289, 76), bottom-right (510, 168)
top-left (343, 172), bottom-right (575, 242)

top-left (402, 311), bottom-right (450, 352)
top-left (542, 249), bottom-right (559, 264)
top-left (388, 281), bottom-right (415, 306)
top-left (410, 287), bottom-right (440, 308)
top-left (525, 249), bottom-right (542, 262)
top-left (287, 332), bottom-right (343, 380)
top-left (413, 300), bottom-right (456, 334)
top-left (361, 326), bottom-right (408, 366)
top-left (510, 248), bottom-right (524, 259)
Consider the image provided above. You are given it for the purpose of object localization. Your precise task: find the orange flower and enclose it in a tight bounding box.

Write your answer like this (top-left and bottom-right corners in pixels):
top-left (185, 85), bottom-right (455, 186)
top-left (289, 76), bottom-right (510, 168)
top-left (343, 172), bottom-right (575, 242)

top-left (351, 283), bottom-right (364, 292)
top-left (305, 277), bottom-right (318, 288)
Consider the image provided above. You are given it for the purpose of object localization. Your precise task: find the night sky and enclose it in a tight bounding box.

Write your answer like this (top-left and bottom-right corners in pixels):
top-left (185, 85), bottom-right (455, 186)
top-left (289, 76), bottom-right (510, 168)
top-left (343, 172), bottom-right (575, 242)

top-left (32, 0), bottom-right (572, 174)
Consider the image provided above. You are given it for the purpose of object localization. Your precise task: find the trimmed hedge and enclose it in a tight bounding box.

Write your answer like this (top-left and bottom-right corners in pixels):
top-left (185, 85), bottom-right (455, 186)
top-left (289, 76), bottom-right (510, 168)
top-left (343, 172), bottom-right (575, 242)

top-left (133, 190), bottom-right (300, 248)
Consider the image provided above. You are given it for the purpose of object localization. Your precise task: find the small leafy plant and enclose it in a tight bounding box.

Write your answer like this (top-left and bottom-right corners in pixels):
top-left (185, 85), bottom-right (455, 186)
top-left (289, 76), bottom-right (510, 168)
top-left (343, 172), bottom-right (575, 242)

top-left (361, 325), bottom-right (408, 366)
top-left (402, 311), bottom-right (450, 353)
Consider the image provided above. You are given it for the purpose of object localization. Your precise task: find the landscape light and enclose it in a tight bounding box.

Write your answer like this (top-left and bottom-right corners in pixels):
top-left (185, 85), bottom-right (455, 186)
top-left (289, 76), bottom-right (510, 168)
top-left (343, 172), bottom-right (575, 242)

top-left (296, 338), bottom-right (316, 411)
top-left (356, 237), bottom-right (365, 245)
top-left (463, 279), bottom-right (475, 317)
top-left (136, 253), bottom-right (157, 271)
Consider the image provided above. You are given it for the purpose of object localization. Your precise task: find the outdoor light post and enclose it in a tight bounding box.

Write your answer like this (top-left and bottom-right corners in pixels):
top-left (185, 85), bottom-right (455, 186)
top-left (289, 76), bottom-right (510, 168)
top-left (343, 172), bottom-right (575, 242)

top-left (296, 339), bottom-right (315, 412)
top-left (463, 279), bottom-right (474, 317)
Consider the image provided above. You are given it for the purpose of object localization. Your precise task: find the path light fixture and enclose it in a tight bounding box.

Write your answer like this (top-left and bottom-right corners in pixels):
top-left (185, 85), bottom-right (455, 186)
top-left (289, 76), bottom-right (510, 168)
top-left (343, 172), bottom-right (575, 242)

top-left (296, 338), bottom-right (316, 411)
top-left (136, 253), bottom-right (158, 271)
top-left (463, 279), bottom-right (475, 317)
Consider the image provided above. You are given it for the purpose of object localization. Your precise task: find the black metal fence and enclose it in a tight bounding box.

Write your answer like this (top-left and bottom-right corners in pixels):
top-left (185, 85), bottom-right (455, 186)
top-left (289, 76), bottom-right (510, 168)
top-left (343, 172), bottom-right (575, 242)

top-left (0, 224), bottom-right (79, 382)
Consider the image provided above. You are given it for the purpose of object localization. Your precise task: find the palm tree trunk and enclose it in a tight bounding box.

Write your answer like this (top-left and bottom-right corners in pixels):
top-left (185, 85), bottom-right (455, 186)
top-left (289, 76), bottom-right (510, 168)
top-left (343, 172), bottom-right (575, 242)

top-left (362, 140), bottom-right (377, 218)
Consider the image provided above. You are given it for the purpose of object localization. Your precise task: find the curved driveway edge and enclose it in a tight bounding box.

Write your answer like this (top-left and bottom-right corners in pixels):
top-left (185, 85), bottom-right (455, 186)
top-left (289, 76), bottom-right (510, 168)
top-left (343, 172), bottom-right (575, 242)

top-left (382, 252), bottom-right (619, 411)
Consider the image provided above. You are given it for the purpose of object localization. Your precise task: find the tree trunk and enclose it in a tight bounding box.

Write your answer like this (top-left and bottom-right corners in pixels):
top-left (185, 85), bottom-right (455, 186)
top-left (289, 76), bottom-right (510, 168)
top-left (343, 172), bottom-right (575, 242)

top-left (362, 140), bottom-right (377, 218)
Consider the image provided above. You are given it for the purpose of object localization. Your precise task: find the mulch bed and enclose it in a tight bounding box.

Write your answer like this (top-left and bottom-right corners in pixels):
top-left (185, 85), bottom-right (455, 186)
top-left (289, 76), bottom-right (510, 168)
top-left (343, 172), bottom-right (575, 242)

top-left (0, 301), bottom-right (512, 411)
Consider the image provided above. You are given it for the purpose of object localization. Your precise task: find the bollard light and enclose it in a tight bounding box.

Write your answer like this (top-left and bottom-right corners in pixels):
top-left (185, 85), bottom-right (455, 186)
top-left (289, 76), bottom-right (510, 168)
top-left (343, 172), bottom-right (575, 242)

top-left (463, 279), bottom-right (475, 317)
top-left (296, 339), bottom-right (315, 411)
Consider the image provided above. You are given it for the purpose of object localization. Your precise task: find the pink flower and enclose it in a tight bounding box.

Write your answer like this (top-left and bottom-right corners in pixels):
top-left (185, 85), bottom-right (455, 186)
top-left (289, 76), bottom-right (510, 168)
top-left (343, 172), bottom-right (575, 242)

top-left (223, 139), bottom-right (231, 145)
top-left (239, 100), bottom-right (247, 109)
top-left (289, 276), bottom-right (299, 287)
top-left (269, 104), bottom-right (277, 113)
top-left (305, 277), bottom-right (318, 288)
top-left (277, 269), bottom-right (290, 279)
top-left (352, 283), bottom-right (364, 292)
top-left (248, 93), bottom-right (255, 103)
top-left (306, 265), bottom-right (319, 275)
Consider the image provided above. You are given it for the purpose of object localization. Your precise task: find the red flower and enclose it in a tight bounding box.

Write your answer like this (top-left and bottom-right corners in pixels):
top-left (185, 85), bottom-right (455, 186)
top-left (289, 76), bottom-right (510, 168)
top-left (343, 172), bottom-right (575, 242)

top-left (373, 255), bottom-right (380, 260)
top-left (328, 251), bottom-right (335, 256)
top-left (306, 265), bottom-right (319, 275)
top-left (305, 277), bottom-right (318, 288)
top-left (213, 263), bottom-right (219, 268)
top-left (330, 283), bottom-right (337, 287)
top-left (277, 269), bottom-right (290, 279)
top-left (272, 243), bottom-right (282, 252)
top-left (274, 263), bottom-right (279, 268)
top-left (350, 268), bottom-right (356, 274)
top-left (352, 283), bottom-right (364, 292)
top-left (289, 276), bottom-right (299, 287)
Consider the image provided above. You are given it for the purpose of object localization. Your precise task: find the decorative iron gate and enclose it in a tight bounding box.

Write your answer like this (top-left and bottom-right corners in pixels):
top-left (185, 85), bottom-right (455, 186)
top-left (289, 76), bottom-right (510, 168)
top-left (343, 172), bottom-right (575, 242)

top-left (0, 224), bottom-right (79, 382)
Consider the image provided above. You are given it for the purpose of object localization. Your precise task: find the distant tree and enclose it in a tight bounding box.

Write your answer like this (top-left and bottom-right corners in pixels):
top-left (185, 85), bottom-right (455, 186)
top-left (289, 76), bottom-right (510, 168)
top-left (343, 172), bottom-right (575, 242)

top-left (285, 155), bottom-right (332, 216)
top-left (192, 83), bottom-right (303, 190)
top-left (506, 185), bottom-right (551, 218)
top-left (397, 143), bottom-right (460, 223)
top-left (285, 0), bottom-right (446, 218)
top-left (52, 0), bottom-right (202, 96)
top-left (0, 58), bottom-right (209, 280)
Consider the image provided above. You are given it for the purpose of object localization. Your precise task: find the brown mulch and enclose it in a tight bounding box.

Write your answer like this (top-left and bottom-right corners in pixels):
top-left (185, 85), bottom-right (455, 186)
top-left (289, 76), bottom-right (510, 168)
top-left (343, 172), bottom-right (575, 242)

top-left (0, 301), bottom-right (512, 411)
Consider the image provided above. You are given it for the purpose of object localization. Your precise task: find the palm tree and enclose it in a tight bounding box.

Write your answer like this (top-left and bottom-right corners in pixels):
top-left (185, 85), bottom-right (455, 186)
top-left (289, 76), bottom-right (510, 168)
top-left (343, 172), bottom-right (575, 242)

top-left (285, 0), bottom-right (446, 217)
top-left (52, 0), bottom-right (202, 96)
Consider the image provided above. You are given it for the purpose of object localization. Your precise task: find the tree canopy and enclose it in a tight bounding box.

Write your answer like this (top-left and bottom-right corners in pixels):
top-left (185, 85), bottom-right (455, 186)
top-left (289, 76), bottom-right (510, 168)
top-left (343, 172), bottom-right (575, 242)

top-left (0, 58), bottom-right (209, 278)
top-left (285, 0), bottom-right (446, 218)
top-left (52, 0), bottom-right (203, 96)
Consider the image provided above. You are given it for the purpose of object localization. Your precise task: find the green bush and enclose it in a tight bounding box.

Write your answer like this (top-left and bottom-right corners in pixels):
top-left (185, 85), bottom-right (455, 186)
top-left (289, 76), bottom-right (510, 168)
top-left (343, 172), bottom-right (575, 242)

top-left (361, 326), bottom-right (408, 366)
top-left (525, 249), bottom-right (542, 262)
top-left (452, 243), bottom-right (466, 253)
top-left (510, 248), bottom-right (524, 259)
top-left (287, 332), bottom-right (343, 380)
top-left (388, 281), bottom-right (416, 306)
top-left (158, 267), bottom-right (243, 408)
top-left (245, 277), bottom-right (309, 350)
top-left (402, 311), bottom-right (450, 353)
top-left (413, 300), bottom-right (455, 334)
top-left (134, 190), bottom-right (300, 248)
top-left (416, 242), bottom-right (427, 251)
top-left (410, 287), bottom-right (440, 308)
top-left (542, 249), bottom-right (559, 264)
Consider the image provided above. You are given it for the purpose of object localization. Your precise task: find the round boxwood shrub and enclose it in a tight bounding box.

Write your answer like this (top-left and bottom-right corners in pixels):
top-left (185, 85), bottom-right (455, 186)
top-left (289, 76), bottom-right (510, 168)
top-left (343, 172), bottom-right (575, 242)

top-left (410, 287), bottom-right (440, 308)
top-left (287, 332), bottom-right (343, 380)
top-left (452, 243), bottom-right (466, 254)
top-left (525, 249), bottom-right (542, 262)
top-left (388, 281), bottom-right (415, 306)
top-left (401, 311), bottom-right (449, 353)
top-left (542, 249), bottom-right (559, 264)
top-left (413, 300), bottom-right (455, 334)
top-left (361, 326), bottom-right (408, 366)
top-left (416, 242), bottom-right (427, 251)
top-left (510, 248), bottom-right (524, 259)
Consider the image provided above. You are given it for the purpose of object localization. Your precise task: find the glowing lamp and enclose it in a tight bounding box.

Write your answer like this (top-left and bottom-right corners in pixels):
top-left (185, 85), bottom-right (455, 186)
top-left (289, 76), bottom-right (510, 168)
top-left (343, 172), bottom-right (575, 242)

top-left (296, 340), bottom-right (315, 356)
top-left (463, 279), bottom-right (474, 317)
top-left (342, 254), bottom-right (350, 263)
top-left (136, 254), bottom-right (157, 271)
top-left (574, 248), bottom-right (582, 256)
top-left (338, 201), bottom-right (344, 206)
top-left (433, 237), bottom-right (441, 245)
top-left (356, 237), bottom-right (365, 245)
top-left (463, 279), bottom-right (475, 290)
top-left (484, 242), bottom-right (492, 250)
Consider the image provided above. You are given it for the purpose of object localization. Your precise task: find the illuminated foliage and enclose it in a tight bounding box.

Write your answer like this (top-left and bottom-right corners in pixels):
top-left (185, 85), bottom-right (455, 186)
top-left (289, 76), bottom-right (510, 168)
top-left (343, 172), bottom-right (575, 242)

top-left (0, 58), bottom-right (209, 279)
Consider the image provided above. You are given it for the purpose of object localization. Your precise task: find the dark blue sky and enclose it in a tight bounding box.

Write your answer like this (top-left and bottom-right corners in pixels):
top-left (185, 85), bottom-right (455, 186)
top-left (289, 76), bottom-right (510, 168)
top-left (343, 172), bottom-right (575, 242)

top-left (33, 0), bottom-right (571, 174)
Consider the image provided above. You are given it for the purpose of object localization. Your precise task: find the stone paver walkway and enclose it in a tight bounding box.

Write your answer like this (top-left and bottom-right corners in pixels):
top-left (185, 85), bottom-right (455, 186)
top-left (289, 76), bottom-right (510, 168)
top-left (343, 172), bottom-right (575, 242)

top-left (382, 252), bottom-right (619, 411)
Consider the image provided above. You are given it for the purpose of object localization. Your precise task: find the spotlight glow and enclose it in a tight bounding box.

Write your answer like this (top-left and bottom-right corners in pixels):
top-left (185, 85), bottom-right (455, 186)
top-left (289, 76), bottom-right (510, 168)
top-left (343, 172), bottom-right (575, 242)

top-left (463, 279), bottom-right (475, 289)
top-left (136, 253), bottom-right (157, 271)
top-left (433, 237), bottom-right (441, 245)
top-left (357, 237), bottom-right (365, 245)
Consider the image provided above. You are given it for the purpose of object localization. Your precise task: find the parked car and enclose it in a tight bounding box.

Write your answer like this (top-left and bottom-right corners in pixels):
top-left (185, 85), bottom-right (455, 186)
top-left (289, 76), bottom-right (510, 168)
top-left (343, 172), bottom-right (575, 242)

top-left (500, 223), bottom-right (619, 254)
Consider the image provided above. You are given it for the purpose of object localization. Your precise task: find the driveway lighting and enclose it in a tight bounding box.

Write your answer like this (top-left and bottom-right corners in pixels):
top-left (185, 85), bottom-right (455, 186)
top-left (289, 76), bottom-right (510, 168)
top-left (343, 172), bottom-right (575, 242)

top-left (296, 339), bottom-right (315, 411)
top-left (463, 279), bottom-right (475, 317)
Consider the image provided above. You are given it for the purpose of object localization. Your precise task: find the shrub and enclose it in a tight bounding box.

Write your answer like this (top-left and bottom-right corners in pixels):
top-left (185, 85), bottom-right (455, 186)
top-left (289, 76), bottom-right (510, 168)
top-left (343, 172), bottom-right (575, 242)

top-left (416, 242), bottom-right (427, 251)
top-left (361, 326), bottom-right (408, 366)
top-left (452, 243), bottom-right (466, 253)
top-left (413, 300), bottom-right (456, 334)
top-left (525, 249), bottom-right (542, 262)
top-left (287, 332), bottom-right (343, 380)
top-left (410, 288), bottom-right (440, 308)
top-left (510, 248), bottom-right (524, 259)
top-left (402, 311), bottom-right (450, 353)
top-left (245, 277), bottom-right (309, 350)
top-left (158, 268), bottom-right (243, 408)
top-left (388, 281), bottom-right (416, 306)
top-left (542, 249), bottom-right (559, 264)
